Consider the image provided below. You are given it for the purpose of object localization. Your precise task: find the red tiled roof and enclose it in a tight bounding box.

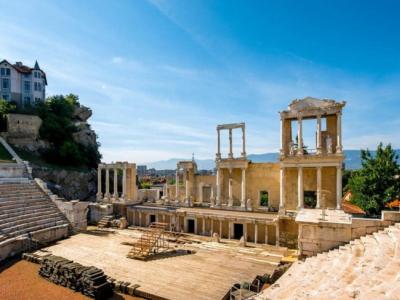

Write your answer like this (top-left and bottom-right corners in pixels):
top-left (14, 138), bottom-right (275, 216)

top-left (386, 199), bottom-right (400, 209)
top-left (342, 191), bottom-right (366, 215)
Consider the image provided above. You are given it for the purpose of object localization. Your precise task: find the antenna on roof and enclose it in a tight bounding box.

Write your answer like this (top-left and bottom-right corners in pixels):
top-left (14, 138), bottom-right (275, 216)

top-left (192, 152), bottom-right (195, 161)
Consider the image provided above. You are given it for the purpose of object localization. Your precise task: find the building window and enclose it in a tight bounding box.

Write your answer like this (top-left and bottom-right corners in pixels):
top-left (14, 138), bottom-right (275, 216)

top-left (0, 68), bottom-right (10, 76)
top-left (24, 81), bottom-right (31, 92)
top-left (2, 94), bottom-right (9, 101)
top-left (35, 97), bottom-right (41, 102)
top-left (304, 191), bottom-right (317, 208)
top-left (38, 83), bottom-right (42, 91)
top-left (2, 79), bottom-right (9, 89)
top-left (24, 96), bottom-right (31, 106)
top-left (260, 191), bottom-right (269, 207)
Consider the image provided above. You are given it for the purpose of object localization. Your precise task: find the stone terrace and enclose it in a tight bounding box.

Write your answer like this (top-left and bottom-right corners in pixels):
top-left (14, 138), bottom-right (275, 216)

top-left (34, 228), bottom-right (287, 300)
top-left (254, 223), bottom-right (400, 300)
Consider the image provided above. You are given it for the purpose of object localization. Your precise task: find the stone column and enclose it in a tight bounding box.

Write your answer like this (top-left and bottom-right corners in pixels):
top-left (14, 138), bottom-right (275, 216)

top-left (297, 167), bottom-right (304, 209)
top-left (336, 112), bottom-right (343, 153)
top-left (243, 223), bottom-right (247, 242)
top-left (105, 167), bottom-right (110, 199)
top-left (297, 117), bottom-right (303, 155)
top-left (96, 166), bottom-right (102, 200)
top-left (202, 218), bottom-right (206, 235)
top-left (217, 129), bottom-right (221, 159)
top-left (279, 167), bottom-right (285, 209)
top-left (175, 170), bottom-right (179, 200)
top-left (265, 224), bottom-right (269, 245)
top-left (275, 223), bottom-right (280, 246)
top-left (316, 166), bottom-right (322, 208)
top-left (228, 129), bottom-right (233, 158)
top-left (219, 220), bottom-right (222, 237)
top-left (316, 115), bottom-right (322, 154)
top-left (241, 168), bottom-right (246, 207)
top-left (228, 221), bottom-right (232, 240)
top-left (164, 182), bottom-right (168, 199)
top-left (216, 168), bottom-right (221, 206)
top-left (336, 165), bottom-right (342, 209)
top-left (280, 117), bottom-right (284, 155)
top-left (185, 171), bottom-right (189, 200)
top-left (138, 212), bottom-right (142, 227)
top-left (241, 125), bottom-right (246, 157)
top-left (228, 176), bottom-right (233, 206)
top-left (254, 223), bottom-right (258, 244)
top-left (122, 165), bottom-right (127, 199)
top-left (113, 167), bottom-right (118, 200)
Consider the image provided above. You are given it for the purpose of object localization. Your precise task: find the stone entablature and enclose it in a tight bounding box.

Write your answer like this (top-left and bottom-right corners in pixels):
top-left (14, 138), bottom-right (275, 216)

top-left (96, 162), bottom-right (137, 204)
top-left (216, 122), bottom-right (246, 160)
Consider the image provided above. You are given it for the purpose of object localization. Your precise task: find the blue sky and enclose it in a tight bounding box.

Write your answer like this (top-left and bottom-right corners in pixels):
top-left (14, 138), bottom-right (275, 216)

top-left (1, 0), bottom-right (400, 163)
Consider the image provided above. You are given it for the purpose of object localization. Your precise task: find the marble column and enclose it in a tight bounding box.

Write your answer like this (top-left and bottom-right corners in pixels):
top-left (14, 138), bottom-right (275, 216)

top-left (265, 224), bottom-right (269, 245)
top-left (254, 223), bottom-right (258, 244)
top-left (199, 183), bottom-right (203, 203)
top-left (243, 223), bottom-right (248, 242)
top-left (138, 212), bottom-right (142, 227)
top-left (316, 115), bottom-right (322, 154)
top-left (122, 166), bottom-right (127, 199)
top-left (216, 168), bottom-right (221, 206)
top-left (228, 128), bottom-right (233, 158)
top-left (217, 129), bottom-right (221, 159)
top-left (105, 167), bottom-right (110, 199)
top-left (219, 220), bottom-right (222, 237)
top-left (113, 167), bottom-right (118, 200)
top-left (241, 168), bottom-right (246, 207)
top-left (228, 222), bottom-right (232, 240)
top-left (336, 165), bottom-right (342, 209)
top-left (316, 166), bottom-right (322, 208)
top-left (96, 166), bottom-right (102, 200)
top-left (280, 117), bottom-right (284, 155)
top-left (297, 117), bottom-right (303, 155)
top-left (202, 218), bottom-right (206, 235)
top-left (175, 170), bottom-right (179, 200)
top-left (297, 167), bottom-right (304, 209)
top-left (228, 176), bottom-right (233, 206)
top-left (336, 112), bottom-right (343, 153)
top-left (275, 223), bottom-right (280, 246)
top-left (241, 126), bottom-right (246, 157)
top-left (185, 171), bottom-right (189, 200)
top-left (279, 167), bottom-right (285, 209)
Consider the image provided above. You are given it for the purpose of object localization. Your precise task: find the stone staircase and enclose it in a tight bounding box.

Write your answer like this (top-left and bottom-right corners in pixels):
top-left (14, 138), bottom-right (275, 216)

top-left (253, 223), bottom-right (400, 300)
top-left (97, 215), bottom-right (114, 228)
top-left (0, 181), bottom-right (71, 260)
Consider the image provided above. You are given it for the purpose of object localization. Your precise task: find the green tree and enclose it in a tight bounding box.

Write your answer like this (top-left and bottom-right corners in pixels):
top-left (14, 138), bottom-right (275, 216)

top-left (0, 99), bottom-right (16, 131)
top-left (348, 143), bottom-right (400, 216)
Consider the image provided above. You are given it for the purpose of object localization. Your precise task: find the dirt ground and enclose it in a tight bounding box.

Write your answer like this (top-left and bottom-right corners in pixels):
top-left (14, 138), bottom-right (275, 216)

top-left (0, 260), bottom-right (142, 300)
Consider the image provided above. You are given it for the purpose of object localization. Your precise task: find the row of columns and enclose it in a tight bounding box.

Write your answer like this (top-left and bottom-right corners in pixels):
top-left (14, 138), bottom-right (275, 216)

top-left (280, 112), bottom-right (343, 155)
top-left (135, 210), bottom-right (279, 245)
top-left (279, 165), bottom-right (343, 210)
top-left (97, 164), bottom-right (127, 201)
top-left (216, 125), bottom-right (246, 159)
top-left (215, 168), bottom-right (246, 207)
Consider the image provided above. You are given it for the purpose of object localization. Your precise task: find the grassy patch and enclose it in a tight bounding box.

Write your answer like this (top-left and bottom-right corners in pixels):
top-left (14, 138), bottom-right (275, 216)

top-left (0, 143), bottom-right (14, 163)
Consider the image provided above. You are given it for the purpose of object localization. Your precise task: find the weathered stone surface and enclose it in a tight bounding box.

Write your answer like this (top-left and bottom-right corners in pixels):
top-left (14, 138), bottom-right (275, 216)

top-left (72, 123), bottom-right (97, 148)
top-left (72, 105), bottom-right (92, 122)
top-left (32, 166), bottom-right (97, 201)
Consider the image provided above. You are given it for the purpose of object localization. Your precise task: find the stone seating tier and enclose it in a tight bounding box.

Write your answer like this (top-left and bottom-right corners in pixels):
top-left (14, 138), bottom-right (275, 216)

top-left (253, 223), bottom-right (400, 300)
top-left (0, 182), bottom-right (70, 244)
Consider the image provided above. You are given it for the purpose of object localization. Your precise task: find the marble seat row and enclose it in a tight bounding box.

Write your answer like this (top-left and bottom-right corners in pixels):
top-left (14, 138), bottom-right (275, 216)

top-left (254, 223), bottom-right (400, 300)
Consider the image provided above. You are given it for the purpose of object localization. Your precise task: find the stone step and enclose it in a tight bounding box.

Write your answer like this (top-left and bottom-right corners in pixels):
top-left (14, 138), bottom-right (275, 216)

top-left (0, 204), bottom-right (56, 219)
top-left (3, 216), bottom-right (67, 235)
top-left (0, 212), bottom-right (63, 230)
top-left (6, 220), bottom-right (68, 239)
top-left (0, 191), bottom-right (44, 199)
top-left (0, 207), bottom-right (60, 225)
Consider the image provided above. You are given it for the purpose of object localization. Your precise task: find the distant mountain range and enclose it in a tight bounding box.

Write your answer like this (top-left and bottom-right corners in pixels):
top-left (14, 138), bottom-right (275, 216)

top-left (145, 150), bottom-right (400, 171)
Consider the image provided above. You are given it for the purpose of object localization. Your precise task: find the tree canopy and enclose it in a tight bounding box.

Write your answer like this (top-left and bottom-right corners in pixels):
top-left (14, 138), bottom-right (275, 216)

top-left (348, 143), bottom-right (400, 216)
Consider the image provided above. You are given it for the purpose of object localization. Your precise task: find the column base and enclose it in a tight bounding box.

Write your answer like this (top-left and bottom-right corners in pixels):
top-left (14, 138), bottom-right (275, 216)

top-left (228, 198), bottom-right (233, 207)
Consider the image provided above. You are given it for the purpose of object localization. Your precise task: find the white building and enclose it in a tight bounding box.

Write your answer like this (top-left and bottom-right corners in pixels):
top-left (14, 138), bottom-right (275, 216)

top-left (0, 59), bottom-right (47, 107)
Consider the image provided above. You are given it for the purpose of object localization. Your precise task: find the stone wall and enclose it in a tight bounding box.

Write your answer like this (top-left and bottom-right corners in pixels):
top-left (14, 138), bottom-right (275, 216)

top-left (298, 210), bottom-right (400, 256)
top-left (138, 189), bottom-right (160, 202)
top-left (53, 200), bottom-right (89, 231)
top-left (88, 203), bottom-right (113, 224)
top-left (6, 113), bottom-right (42, 139)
